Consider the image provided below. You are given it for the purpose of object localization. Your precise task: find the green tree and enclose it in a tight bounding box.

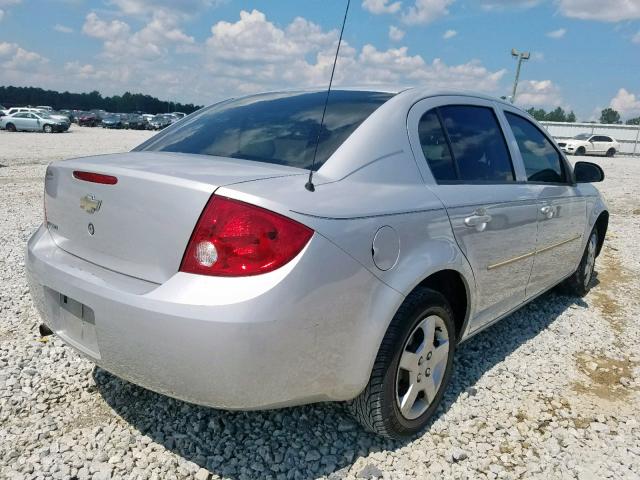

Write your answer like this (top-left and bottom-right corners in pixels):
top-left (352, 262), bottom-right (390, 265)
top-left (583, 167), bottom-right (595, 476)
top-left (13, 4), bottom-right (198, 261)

top-left (525, 107), bottom-right (576, 123)
top-left (526, 107), bottom-right (547, 121)
top-left (0, 85), bottom-right (202, 114)
top-left (545, 107), bottom-right (568, 122)
top-left (626, 116), bottom-right (640, 125)
top-left (599, 108), bottom-right (621, 124)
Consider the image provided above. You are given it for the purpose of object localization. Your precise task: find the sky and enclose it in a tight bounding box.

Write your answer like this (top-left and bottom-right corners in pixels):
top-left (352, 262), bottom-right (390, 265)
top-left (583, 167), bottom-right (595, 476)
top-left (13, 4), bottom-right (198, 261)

top-left (1, 0), bottom-right (639, 121)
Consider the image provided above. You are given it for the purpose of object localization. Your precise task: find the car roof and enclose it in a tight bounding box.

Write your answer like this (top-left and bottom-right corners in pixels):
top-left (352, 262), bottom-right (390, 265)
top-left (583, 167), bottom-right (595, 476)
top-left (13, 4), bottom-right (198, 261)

top-left (226, 87), bottom-right (527, 116)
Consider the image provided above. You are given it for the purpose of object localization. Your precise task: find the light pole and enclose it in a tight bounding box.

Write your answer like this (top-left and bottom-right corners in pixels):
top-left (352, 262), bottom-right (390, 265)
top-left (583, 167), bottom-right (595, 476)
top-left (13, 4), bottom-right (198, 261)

top-left (510, 48), bottom-right (530, 103)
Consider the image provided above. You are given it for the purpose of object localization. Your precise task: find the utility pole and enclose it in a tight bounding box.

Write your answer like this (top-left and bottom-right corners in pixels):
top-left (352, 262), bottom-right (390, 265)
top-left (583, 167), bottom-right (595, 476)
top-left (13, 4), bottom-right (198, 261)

top-left (510, 48), bottom-right (530, 103)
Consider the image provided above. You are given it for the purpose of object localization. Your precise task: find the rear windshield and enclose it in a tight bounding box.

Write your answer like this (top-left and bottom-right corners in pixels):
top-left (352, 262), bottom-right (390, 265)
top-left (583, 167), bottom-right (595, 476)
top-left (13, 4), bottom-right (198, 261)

top-left (135, 90), bottom-right (394, 170)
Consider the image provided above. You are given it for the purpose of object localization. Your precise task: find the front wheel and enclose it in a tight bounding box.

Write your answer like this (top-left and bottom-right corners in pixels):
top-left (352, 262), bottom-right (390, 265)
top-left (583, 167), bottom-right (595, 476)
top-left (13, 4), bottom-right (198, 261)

top-left (562, 228), bottom-right (598, 296)
top-left (348, 288), bottom-right (456, 438)
top-left (606, 148), bottom-right (616, 157)
top-left (575, 147), bottom-right (586, 156)
top-left (5, 123), bottom-right (16, 132)
top-left (43, 124), bottom-right (53, 133)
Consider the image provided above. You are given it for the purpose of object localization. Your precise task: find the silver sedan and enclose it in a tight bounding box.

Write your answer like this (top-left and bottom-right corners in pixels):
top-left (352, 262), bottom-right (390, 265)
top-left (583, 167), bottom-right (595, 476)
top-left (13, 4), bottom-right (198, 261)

top-left (26, 89), bottom-right (608, 438)
top-left (1, 111), bottom-right (69, 132)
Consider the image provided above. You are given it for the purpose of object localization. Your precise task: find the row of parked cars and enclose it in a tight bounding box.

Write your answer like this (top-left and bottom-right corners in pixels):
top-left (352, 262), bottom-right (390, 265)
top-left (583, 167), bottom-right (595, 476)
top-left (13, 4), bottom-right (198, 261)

top-left (76, 111), bottom-right (186, 130)
top-left (0, 104), bottom-right (186, 133)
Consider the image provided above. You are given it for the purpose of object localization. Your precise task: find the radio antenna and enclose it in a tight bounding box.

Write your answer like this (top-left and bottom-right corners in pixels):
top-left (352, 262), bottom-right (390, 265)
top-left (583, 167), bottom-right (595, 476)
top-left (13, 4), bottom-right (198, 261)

top-left (305, 0), bottom-right (351, 192)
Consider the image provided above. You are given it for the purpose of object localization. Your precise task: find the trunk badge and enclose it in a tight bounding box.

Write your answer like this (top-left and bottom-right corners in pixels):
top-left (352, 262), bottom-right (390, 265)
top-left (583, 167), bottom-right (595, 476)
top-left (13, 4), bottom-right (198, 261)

top-left (80, 194), bottom-right (102, 214)
top-left (88, 223), bottom-right (95, 235)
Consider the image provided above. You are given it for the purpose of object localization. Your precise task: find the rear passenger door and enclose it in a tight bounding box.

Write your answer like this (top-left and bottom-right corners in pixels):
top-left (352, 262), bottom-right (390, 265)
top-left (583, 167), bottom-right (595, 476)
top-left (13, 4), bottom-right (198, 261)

top-left (11, 113), bottom-right (31, 131)
top-left (501, 108), bottom-right (586, 297)
top-left (593, 136), bottom-right (610, 154)
top-left (408, 96), bottom-right (539, 333)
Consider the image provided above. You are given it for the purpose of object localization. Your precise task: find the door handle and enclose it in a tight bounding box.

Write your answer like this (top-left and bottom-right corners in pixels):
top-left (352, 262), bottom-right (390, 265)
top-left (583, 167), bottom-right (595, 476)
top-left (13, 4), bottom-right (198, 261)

top-left (540, 205), bottom-right (555, 219)
top-left (464, 213), bottom-right (492, 231)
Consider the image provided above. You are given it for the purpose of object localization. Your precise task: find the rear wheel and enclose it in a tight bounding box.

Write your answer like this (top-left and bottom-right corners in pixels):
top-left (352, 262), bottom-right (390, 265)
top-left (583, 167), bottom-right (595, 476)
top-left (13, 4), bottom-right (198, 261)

top-left (606, 148), bottom-right (616, 157)
top-left (6, 123), bottom-right (16, 132)
top-left (43, 124), bottom-right (53, 133)
top-left (562, 228), bottom-right (598, 296)
top-left (576, 146), bottom-right (586, 156)
top-left (348, 288), bottom-right (456, 438)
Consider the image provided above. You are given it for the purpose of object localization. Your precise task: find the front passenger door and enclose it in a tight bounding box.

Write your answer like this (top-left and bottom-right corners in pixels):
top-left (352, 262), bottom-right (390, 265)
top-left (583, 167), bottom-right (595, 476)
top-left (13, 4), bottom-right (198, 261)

top-left (589, 136), bottom-right (602, 154)
top-left (25, 113), bottom-right (40, 131)
top-left (503, 111), bottom-right (587, 297)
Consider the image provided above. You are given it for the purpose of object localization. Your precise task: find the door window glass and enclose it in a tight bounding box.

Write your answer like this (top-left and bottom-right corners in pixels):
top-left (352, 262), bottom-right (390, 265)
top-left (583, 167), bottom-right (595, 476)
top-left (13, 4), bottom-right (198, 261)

top-left (438, 105), bottom-right (515, 182)
top-left (505, 112), bottom-right (567, 183)
top-left (417, 110), bottom-right (456, 181)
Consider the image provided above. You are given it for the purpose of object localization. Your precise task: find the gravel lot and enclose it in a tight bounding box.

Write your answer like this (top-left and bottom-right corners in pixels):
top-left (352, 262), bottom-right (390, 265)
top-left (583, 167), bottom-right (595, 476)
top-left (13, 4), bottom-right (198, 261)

top-left (1, 126), bottom-right (639, 480)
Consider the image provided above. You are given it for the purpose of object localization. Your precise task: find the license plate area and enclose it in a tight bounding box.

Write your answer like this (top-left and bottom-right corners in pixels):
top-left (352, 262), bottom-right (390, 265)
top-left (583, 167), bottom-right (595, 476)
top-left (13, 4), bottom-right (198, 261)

top-left (55, 293), bottom-right (101, 359)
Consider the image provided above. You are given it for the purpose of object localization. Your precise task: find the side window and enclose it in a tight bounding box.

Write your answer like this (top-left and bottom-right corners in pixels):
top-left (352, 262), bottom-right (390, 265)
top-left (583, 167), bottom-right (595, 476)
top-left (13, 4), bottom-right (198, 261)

top-left (505, 112), bottom-right (566, 184)
top-left (438, 105), bottom-right (515, 182)
top-left (417, 110), bottom-right (457, 181)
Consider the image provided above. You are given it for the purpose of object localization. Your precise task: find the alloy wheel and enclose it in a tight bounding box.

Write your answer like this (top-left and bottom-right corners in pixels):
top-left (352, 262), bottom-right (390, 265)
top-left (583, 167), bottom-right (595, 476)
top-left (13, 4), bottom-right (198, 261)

top-left (396, 314), bottom-right (450, 420)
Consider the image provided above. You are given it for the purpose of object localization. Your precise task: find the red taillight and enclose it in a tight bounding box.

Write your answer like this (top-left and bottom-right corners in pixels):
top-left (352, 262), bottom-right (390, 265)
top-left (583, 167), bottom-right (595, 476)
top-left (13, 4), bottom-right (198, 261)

top-left (73, 170), bottom-right (118, 185)
top-left (180, 195), bottom-right (313, 277)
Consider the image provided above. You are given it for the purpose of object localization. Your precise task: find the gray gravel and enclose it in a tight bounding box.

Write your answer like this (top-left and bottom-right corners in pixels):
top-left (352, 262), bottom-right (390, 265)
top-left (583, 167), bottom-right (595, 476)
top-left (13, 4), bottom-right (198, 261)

top-left (1, 126), bottom-right (639, 479)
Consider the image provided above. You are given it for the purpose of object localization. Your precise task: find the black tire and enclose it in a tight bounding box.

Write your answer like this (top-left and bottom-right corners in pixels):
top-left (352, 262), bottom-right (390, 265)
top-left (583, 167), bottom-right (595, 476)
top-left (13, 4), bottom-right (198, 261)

top-left (6, 123), bottom-right (16, 132)
top-left (348, 288), bottom-right (456, 439)
top-left (576, 147), bottom-right (586, 156)
top-left (43, 124), bottom-right (53, 133)
top-left (606, 148), bottom-right (615, 157)
top-left (562, 228), bottom-right (598, 296)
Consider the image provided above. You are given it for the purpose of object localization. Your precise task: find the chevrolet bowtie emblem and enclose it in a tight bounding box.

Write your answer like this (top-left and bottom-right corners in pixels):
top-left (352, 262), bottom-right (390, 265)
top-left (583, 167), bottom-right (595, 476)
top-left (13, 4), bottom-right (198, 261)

top-left (80, 194), bottom-right (102, 214)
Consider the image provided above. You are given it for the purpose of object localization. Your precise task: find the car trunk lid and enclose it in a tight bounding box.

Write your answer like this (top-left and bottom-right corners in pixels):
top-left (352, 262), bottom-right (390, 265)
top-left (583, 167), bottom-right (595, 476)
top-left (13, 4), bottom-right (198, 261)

top-left (44, 151), bottom-right (304, 283)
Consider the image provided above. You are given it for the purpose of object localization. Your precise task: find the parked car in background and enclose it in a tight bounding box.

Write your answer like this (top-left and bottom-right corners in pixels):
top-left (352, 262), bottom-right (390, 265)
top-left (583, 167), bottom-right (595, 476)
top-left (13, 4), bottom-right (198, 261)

top-left (77, 112), bottom-right (100, 127)
top-left (59, 110), bottom-right (76, 123)
top-left (37, 106), bottom-right (53, 112)
top-left (5, 107), bottom-right (43, 116)
top-left (26, 89), bottom-right (609, 438)
top-left (101, 114), bottom-right (125, 129)
top-left (148, 114), bottom-right (173, 130)
top-left (1, 107), bottom-right (70, 129)
top-left (171, 112), bottom-right (186, 119)
top-left (123, 113), bottom-right (146, 130)
top-left (46, 111), bottom-right (71, 126)
top-left (1, 111), bottom-right (69, 132)
top-left (558, 134), bottom-right (619, 157)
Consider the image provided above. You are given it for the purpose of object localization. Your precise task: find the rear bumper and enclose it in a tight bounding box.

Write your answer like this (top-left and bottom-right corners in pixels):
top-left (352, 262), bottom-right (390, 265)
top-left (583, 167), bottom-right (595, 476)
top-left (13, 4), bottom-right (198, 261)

top-left (26, 225), bottom-right (402, 409)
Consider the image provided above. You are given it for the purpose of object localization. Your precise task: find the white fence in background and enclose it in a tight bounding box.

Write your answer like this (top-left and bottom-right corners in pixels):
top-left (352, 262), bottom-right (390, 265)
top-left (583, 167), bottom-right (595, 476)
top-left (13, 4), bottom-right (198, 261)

top-left (540, 121), bottom-right (640, 156)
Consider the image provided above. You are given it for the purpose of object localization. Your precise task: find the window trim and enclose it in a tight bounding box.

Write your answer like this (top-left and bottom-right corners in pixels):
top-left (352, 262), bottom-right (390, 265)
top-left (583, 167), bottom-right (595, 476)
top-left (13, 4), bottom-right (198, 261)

top-left (503, 110), bottom-right (574, 186)
top-left (419, 104), bottom-right (517, 185)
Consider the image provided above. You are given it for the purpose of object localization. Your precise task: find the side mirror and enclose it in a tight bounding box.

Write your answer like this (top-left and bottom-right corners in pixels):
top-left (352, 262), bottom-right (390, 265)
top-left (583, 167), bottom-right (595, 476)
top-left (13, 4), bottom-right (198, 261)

top-left (574, 161), bottom-right (604, 183)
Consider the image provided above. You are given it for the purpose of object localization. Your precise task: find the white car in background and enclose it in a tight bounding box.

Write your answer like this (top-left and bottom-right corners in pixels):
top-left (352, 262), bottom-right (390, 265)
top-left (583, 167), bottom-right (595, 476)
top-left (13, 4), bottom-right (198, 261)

top-left (558, 134), bottom-right (620, 157)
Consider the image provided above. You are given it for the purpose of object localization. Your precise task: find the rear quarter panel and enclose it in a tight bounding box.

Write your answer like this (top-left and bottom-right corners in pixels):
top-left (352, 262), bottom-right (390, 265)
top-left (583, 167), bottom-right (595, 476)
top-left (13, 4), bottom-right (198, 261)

top-left (218, 149), bottom-right (477, 341)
